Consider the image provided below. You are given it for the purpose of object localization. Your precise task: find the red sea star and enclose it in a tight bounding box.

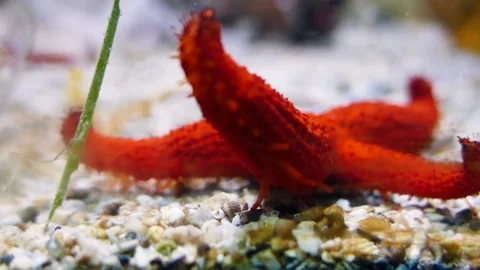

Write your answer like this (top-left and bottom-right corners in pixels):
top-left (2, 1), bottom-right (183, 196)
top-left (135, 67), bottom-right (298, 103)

top-left (60, 76), bottom-right (437, 184)
top-left (178, 8), bottom-right (480, 207)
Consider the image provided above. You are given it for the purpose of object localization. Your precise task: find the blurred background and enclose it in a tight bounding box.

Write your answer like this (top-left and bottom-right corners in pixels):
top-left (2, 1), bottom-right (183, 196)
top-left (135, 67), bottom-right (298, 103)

top-left (1, 0), bottom-right (480, 211)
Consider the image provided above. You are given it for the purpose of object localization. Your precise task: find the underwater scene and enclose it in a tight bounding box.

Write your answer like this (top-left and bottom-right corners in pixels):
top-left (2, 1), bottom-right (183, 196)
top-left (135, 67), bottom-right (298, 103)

top-left (0, 0), bottom-right (480, 269)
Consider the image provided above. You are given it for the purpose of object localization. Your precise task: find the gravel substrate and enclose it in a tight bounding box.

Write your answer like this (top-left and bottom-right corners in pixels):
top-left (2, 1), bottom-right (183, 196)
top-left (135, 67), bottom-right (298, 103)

top-left (1, 1), bottom-right (480, 269)
top-left (1, 182), bottom-right (480, 269)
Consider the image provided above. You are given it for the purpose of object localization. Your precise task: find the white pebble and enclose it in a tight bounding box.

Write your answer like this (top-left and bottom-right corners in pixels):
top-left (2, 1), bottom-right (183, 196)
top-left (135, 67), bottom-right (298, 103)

top-left (9, 255), bottom-right (33, 270)
top-left (124, 217), bottom-right (145, 235)
top-left (136, 194), bottom-right (155, 206)
top-left (131, 246), bottom-right (158, 268)
top-left (0, 215), bottom-right (22, 226)
top-left (186, 207), bottom-right (213, 227)
top-left (231, 214), bottom-right (241, 226)
top-left (161, 205), bottom-right (185, 226)
top-left (335, 199), bottom-right (351, 211)
top-left (62, 199), bottom-right (87, 212)
top-left (212, 209), bottom-right (225, 220)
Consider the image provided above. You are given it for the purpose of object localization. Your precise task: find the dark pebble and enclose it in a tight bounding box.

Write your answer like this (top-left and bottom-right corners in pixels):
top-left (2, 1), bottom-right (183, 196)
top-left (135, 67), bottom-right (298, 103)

top-left (165, 258), bottom-right (189, 270)
top-left (245, 242), bottom-right (270, 257)
top-left (101, 201), bottom-right (124, 216)
top-left (117, 255), bottom-right (129, 266)
top-left (17, 206), bottom-right (39, 223)
top-left (239, 209), bottom-right (264, 225)
top-left (40, 260), bottom-right (52, 268)
top-left (125, 231), bottom-right (137, 240)
top-left (436, 208), bottom-right (455, 225)
top-left (395, 261), bottom-right (417, 270)
top-left (101, 266), bottom-right (122, 270)
top-left (196, 242), bottom-right (210, 257)
top-left (0, 254), bottom-right (13, 265)
top-left (151, 256), bottom-right (186, 270)
top-left (66, 188), bottom-right (90, 200)
top-left (431, 262), bottom-right (450, 270)
top-left (285, 260), bottom-right (301, 270)
top-left (469, 218), bottom-right (480, 231)
top-left (453, 208), bottom-right (473, 225)
top-left (373, 258), bottom-right (395, 270)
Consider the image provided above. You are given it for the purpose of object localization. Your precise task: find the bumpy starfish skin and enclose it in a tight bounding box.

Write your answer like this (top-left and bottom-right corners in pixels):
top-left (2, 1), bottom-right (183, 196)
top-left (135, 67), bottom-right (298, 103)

top-left (61, 110), bottom-right (250, 180)
top-left (331, 136), bottom-right (480, 199)
top-left (179, 9), bottom-right (339, 208)
top-left (61, 76), bottom-right (437, 186)
top-left (319, 76), bottom-right (439, 154)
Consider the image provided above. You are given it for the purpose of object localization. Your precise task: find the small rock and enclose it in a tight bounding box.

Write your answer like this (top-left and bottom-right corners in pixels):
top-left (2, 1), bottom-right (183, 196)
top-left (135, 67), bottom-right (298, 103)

top-left (125, 231), bottom-right (138, 240)
top-left (251, 249), bottom-right (282, 270)
top-left (161, 205), bottom-right (185, 226)
top-left (186, 207), bottom-right (212, 227)
top-left (117, 254), bottom-right (130, 266)
top-left (0, 215), bottom-right (22, 226)
top-left (17, 206), bottom-right (39, 223)
top-left (97, 200), bottom-right (124, 216)
top-left (469, 219), bottom-right (480, 231)
top-left (62, 199), bottom-right (86, 212)
top-left (66, 188), bottom-right (90, 200)
top-left (147, 226), bottom-right (165, 243)
top-left (453, 208), bottom-right (473, 225)
top-left (136, 194), bottom-right (155, 206)
top-left (335, 199), bottom-right (351, 211)
top-left (0, 254), bottom-right (14, 265)
top-left (124, 217), bottom-right (144, 236)
top-left (240, 209), bottom-right (264, 225)
top-left (292, 222), bottom-right (322, 255)
top-left (9, 255), bottom-right (33, 270)
top-left (116, 240), bottom-right (138, 254)
top-left (212, 209), bottom-right (225, 220)
top-left (131, 246), bottom-right (158, 269)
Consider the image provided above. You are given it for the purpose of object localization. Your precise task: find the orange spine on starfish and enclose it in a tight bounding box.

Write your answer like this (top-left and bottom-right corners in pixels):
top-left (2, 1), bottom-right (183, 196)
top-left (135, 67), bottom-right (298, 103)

top-left (61, 109), bottom-right (251, 180)
top-left (331, 136), bottom-right (480, 199)
top-left (179, 8), bottom-right (338, 208)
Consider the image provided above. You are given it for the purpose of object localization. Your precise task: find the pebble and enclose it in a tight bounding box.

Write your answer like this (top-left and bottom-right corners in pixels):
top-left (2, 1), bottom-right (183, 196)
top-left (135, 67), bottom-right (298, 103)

top-left (116, 240), bottom-right (138, 254)
top-left (0, 215), bottom-right (22, 226)
top-left (97, 200), bottom-right (124, 216)
top-left (117, 254), bottom-right (130, 266)
top-left (131, 246), bottom-right (158, 269)
top-left (147, 226), bottom-right (164, 243)
top-left (211, 209), bottom-right (226, 220)
top-left (0, 254), bottom-right (14, 265)
top-left (17, 206), bottom-right (39, 223)
top-left (9, 255), bottom-right (33, 270)
top-left (66, 187), bottom-right (91, 200)
top-left (292, 222), bottom-right (322, 255)
top-left (335, 199), bottom-right (352, 211)
top-left (161, 205), bottom-right (185, 226)
top-left (186, 207), bottom-right (213, 227)
top-left (62, 199), bottom-right (87, 212)
top-left (136, 194), bottom-right (155, 206)
top-left (452, 208), bottom-right (473, 225)
top-left (124, 217), bottom-right (144, 235)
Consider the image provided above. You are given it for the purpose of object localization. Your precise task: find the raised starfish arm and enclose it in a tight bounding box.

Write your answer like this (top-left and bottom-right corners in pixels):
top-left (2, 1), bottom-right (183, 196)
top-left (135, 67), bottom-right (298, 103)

top-left (178, 8), bottom-right (339, 208)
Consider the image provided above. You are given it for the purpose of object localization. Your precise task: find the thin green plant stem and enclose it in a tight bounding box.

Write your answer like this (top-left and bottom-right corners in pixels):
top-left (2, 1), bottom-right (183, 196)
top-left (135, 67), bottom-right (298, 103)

top-left (45, 0), bottom-right (121, 231)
